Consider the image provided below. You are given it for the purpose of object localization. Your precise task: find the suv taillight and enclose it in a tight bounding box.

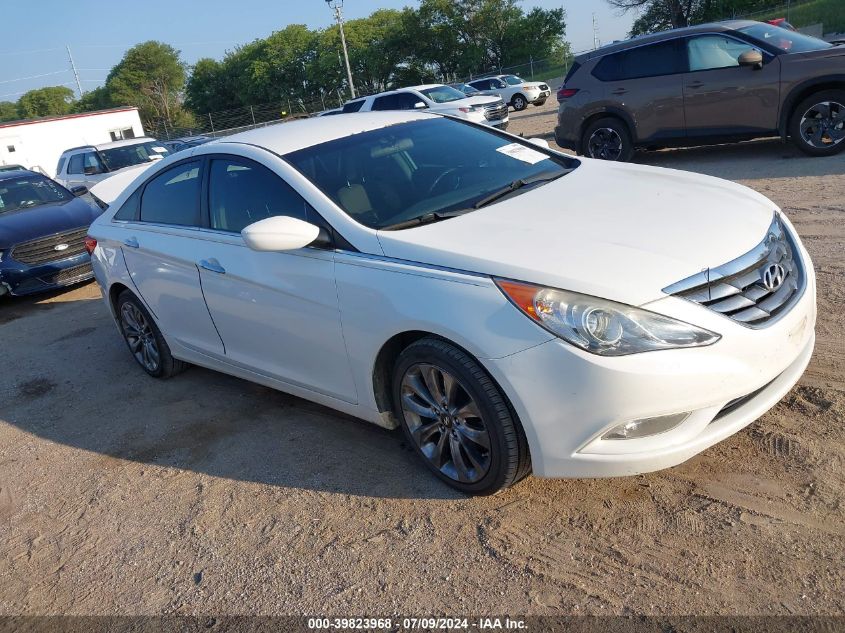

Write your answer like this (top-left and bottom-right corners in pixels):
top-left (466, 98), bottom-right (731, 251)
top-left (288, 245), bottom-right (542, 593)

top-left (557, 87), bottom-right (579, 101)
top-left (84, 236), bottom-right (97, 255)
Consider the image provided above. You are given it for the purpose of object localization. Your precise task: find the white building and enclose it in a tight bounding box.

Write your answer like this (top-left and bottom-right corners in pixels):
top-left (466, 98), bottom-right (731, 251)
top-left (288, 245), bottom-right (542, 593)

top-left (0, 107), bottom-right (145, 178)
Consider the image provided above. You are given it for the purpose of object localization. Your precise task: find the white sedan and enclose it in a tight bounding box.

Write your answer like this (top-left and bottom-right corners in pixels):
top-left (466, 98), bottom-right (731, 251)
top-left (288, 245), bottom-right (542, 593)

top-left (86, 111), bottom-right (816, 495)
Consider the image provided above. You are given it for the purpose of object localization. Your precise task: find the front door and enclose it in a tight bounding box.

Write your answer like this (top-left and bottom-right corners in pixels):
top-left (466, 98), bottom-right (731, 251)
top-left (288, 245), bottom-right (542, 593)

top-left (682, 34), bottom-right (781, 137)
top-left (195, 155), bottom-right (357, 403)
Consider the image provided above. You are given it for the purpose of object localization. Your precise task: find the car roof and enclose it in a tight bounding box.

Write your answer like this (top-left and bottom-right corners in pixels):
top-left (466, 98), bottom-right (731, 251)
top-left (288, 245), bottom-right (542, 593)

top-left (575, 19), bottom-right (759, 61)
top-left (0, 168), bottom-right (41, 181)
top-left (61, 137), bottom-right (159, 154)
top-left (213, 111), bottom-right (432, 156)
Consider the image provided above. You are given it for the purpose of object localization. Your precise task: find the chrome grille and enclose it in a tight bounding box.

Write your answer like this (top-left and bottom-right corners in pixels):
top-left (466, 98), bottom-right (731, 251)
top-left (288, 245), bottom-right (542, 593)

top-left (664, 215), bottom-right (805, 328)
top-left (11, 227), bottom-right (88, 265)
top-left (483, 101), bottom-right (508, 121)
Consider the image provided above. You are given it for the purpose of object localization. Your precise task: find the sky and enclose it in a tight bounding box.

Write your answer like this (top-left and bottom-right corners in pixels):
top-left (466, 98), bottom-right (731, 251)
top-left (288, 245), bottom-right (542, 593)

top-left (0, 1), bottom-right (635, 102)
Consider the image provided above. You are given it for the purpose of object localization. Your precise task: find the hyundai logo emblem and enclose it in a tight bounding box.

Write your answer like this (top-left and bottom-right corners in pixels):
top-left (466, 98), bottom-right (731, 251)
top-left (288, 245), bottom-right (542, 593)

top-left (762, 263), bottom-right (786, 291)
top-left (54, 243), bottom-right (69, 252)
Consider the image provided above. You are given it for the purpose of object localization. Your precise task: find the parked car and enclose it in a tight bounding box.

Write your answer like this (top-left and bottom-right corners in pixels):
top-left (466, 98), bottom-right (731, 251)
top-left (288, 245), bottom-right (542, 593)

top-left (55, 138), bottom-right (170, 190)
top-left (87, 111), bottom-right (815, 495)
top-left (766, 17), bottom-right (796, 31)
top-left (340, 84), bottom-right (509, 129)
top-left (555, 20), bottom-right (845, 160)
top-left (468, 75), bottom-right (551, 110)
top-left (164, 135), bottom-right (215, 154)
top-left (449, 82), bottom-right (484, 97)
top-left (0, 164), bottom-right (25, 173)
top-left (0, 169), bottom-right (105, 297)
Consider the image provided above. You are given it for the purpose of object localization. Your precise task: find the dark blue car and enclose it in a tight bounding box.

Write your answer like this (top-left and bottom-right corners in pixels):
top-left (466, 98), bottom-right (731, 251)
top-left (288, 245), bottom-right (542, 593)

top-left (0, 170), bottom-right (105, 298)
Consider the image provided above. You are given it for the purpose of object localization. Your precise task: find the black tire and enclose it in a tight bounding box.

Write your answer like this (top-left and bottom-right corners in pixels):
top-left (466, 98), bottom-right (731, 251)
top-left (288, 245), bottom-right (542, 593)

top-left (116, 290), bottom-right (188, 379)
top-left (392, 337), bottom-right (531, 495)
top-left (533, 98), bottom-right (547, 107)
top-left (789, 89), bottom-right (845, 157)
top-left (581, 116), bottom-right (634, 162)
top-left (511, 94), bottom-right (528, 111)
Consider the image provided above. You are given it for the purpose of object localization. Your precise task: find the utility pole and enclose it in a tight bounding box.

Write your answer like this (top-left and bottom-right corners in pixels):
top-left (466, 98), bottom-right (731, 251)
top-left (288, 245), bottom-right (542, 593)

top-left (592, 14), bottom-right (600, 50)
top-left (66, 45), bottom-right (84, 98)
top-left (325, 0), bottom-right (356, 99)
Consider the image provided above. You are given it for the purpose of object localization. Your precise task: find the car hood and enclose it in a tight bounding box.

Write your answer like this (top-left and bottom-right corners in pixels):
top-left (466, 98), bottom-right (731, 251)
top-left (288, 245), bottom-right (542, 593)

top-left (0, 196), bottom-right (102, 249)
top-left (376, 159), bottom-right (777, 306)
top-left (90, 162), bottom-right (156, 205)
top-left (437, 95), bottom-right (503, 109)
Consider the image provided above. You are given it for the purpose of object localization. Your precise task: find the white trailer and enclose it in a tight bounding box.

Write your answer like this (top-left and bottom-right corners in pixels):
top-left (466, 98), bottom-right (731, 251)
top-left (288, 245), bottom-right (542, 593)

top-left (0, 107), bottom-right (144, 178)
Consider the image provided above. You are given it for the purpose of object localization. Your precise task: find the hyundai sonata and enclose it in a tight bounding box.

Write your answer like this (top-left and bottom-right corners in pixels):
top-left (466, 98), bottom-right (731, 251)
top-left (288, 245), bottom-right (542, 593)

top-left (87, 112), bottom-right (815, 495)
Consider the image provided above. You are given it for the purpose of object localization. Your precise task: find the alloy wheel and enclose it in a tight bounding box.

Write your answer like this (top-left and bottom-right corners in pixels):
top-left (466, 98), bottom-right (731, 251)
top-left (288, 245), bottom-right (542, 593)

top-left (400, 363), bottom-right (492, 484)
top-left (800, 100), bottom-right (845, 149)
top-left (513, 96), bottom-right (526, 110)
top-left (120, 302), bottom-right (160, 373)
top-left (588, 127), bottom-right (624, 160)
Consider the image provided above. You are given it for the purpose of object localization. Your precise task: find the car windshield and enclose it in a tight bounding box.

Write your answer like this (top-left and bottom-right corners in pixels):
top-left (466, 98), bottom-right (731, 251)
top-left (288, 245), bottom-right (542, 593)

top-left (503, 75), bottom-right (525, 85)
top-left (739, 23), bottom-right (832, 52)
top-left (99, 141), bottom-right (170, 171)
top-left (0, 175), bottom-right (73, 214)
top-left (284, 118), bottom-right (578, 230)
top-left (419, 85), bottom-right (467, 103)
top-left (453, 83), bottom-right (478, 94)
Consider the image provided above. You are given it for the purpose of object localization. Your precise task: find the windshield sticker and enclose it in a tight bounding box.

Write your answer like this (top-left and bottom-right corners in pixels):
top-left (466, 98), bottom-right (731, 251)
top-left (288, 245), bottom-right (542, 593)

top-left (151, 147), bottom-right (168, 153)
top-left (496, 143), bottom-right (547, 165)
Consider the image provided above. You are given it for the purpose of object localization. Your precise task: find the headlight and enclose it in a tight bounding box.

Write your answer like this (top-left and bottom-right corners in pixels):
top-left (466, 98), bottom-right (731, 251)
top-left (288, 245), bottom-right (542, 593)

top-left (496, 279), bottom-right (720, 356)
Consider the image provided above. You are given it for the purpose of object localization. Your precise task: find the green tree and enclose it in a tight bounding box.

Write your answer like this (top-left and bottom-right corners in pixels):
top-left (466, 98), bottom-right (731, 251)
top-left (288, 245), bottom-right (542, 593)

top-left (16, 86), bottom-right (75, 119)
top-left (72, 86), bottom-right (112, 113)
top-left (105, 41), bottom-right (189, 130)
top-left (0, 101), bottom-right (18, 122)
top-left (185, 58), bottom-right (241, 114)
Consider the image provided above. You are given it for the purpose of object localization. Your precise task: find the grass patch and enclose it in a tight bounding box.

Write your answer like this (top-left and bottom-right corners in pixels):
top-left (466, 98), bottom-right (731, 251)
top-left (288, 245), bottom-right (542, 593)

top-left (756, 0), bottom-right (845, 34)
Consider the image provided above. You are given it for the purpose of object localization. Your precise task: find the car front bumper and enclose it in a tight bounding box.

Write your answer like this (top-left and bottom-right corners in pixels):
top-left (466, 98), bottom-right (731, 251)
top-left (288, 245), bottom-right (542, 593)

top-left (483, 253), bottom-right (817, 478)
top-left (0, 251), bottom-right (93, 297)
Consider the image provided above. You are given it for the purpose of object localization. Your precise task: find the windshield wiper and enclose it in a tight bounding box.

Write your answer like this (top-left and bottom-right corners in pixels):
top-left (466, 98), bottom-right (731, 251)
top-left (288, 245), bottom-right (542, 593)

top-left (381, 210), bottom-right (469, 230)
top-left (473, 170), bottom-right (567, 209)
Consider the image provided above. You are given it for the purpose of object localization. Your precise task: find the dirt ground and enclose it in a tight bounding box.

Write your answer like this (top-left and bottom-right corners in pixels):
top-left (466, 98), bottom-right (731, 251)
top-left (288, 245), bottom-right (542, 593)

top-left (0, 103), bottom-right (843, 618)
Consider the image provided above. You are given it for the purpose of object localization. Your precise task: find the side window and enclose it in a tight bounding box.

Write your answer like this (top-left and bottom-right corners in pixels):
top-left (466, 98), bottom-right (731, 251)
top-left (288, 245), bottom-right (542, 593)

top-left (208, 158), bottom-right (310, 233)
top-left (372, 95), bottom-right (398, 111)
top-left (67, 153), bottom-right (84, 175)
top-left (82, 152), bottom-right (104, 174)
top-left (56, 156), bottom-right (67, 175)
top-left (342, 99), bottom-right (365, 113)
top-left (491, 79), bottom-right (508, 89)
top-left (139, 161), bottom-right (202, 226)
top-left (113, 188), bottom-right (141, 221)
top-left (471, 80), bottom-right (489, 90)
top-left (593, 40), bottom-right (683, 81)
top-left (395, 93), bottom-right (424, 110)
top-left (687, 35), bottom-right (756, 72)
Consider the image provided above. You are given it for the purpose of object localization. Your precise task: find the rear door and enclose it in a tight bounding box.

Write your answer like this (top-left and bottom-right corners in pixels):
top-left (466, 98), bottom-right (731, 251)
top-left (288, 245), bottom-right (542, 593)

top-left (194, 154), bottom-right (357, 402)
top-left (681, 33), bottom-right (781, 136)
top-left (592, 39), bottom-right (686, 143)
top-left (118, 159), bottom-right (225, 356)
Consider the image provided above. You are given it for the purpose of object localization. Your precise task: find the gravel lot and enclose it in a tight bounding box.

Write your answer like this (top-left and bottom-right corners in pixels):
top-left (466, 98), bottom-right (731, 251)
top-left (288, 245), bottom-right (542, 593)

top-left (1, 103), bottom-right (843, 617)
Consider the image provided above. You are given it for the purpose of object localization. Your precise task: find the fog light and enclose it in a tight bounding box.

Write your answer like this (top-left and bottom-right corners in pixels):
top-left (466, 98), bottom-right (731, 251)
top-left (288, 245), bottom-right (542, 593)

top-left (601, 413), bottom-right (690, 440)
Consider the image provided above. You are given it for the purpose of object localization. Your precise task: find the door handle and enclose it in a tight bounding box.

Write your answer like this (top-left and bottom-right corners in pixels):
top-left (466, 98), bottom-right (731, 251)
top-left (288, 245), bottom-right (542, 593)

top-left (123, 237), bottom-right (139, 248)
top-left (199, 258), bottom-right (226, 274)
top-left (687, 81), bottom-right (704, 89)
top-left (612, 88), bottom-right (627, 95)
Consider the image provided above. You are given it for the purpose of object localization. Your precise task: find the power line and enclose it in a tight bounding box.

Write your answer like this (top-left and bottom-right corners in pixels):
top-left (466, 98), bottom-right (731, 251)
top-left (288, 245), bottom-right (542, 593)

top-left (0, 70), bottom-right (69, 85)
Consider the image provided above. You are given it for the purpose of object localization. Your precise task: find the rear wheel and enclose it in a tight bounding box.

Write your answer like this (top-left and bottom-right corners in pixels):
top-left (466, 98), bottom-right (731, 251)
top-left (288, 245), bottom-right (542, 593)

top-left (789, 90), bottom-right (845, 156)
top-left (117, 290), bottom-right (187, 379)
top-left (581, 116), bottom-right (634, 162)
top-left (392, 337), bottom-right (531, 495)
top-left (511, 94), bottom-right (528, 111)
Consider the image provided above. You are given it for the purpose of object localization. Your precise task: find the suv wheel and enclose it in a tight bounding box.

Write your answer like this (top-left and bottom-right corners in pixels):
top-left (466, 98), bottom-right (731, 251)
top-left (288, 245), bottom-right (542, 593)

top-left (789, 90), bottom-right (845, 157)
top-left (511, 94), bottom-right (528, 111)
top-left (582, 117), bottom-right (634, 162)
top-left (392, 337), bottom-right (531, 495)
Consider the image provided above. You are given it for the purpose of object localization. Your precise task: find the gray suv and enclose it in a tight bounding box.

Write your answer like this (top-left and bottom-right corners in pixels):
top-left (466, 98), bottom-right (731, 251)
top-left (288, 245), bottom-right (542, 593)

top-left (555, 20), bottom-right (844, 161)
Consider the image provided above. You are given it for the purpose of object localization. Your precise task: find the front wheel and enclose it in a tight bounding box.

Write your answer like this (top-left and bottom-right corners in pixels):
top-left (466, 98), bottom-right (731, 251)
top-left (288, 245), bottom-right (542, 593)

top-left (581, 117), bottom-right (634, 162)
top-left (789, 90), bottom-right (845, 156)
top-left (392, 337), bottom-right (531, 495)
top-left (511, 94), bottom-right (528, 111)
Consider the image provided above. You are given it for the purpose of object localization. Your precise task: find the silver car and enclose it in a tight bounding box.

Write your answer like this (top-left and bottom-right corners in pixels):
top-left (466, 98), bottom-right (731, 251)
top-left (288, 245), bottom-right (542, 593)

top-left (55, 138), bottom-right (170, 190)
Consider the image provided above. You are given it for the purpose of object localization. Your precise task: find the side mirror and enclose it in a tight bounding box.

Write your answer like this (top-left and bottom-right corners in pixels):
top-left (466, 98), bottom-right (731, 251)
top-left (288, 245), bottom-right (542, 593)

top-left (527, 138), bottom-right (550, 149)
top-left (241, 215), bottom-right (320, 252)
top-left (738, 50), bottom-right (763, 68)
top-left (70, 185), bottom-right (89, 196)
top-left (413, 101), bottom-right (427, 109)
